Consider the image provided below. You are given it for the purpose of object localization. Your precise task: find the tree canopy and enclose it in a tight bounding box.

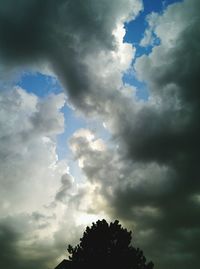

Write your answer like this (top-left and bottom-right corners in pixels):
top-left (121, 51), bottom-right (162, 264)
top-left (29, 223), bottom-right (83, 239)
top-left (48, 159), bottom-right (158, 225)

top-left (67, 219), bottom-right (154, 269)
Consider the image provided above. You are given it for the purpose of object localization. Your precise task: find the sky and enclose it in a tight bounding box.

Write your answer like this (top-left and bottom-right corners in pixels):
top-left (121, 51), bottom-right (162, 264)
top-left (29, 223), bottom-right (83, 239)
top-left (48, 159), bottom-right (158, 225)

top-left (0, 0), bottom-right (199, 268)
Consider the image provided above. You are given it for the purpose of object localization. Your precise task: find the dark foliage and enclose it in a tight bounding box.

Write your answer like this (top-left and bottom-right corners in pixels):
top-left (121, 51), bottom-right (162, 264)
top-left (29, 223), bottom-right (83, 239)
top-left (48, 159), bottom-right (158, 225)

top-left (67, 219), bottom-right (154, 269)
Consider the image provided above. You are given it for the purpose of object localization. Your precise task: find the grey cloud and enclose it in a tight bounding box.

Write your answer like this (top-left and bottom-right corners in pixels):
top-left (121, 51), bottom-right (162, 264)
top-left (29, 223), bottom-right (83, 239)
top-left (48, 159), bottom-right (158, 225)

top-left (130, 0), bottom-right (200, 184)
top-left (0, 221), bottom-right (20, 269)
top-left (0, 0), bottom-right (142, 107)
top-left (106, 1), bottom-right (200, 267)
top-left (30, 93), bottom-right (65, 135)
top-left (0, 1), bottom-right (142, 266)
top-left (110, 1), bottom-right (200, 267)
top-left (55, 173), bottom-right (74, 202)
top-left (0, 88), bottom-right (100, 269)
top-left (0, 215), bottom-right (55, 269)
top-left (0, 210), bottom-right (85, 269)
top-left (1, 0), bottom-right (200, 269)
top-left (70, 129), bottom-right (199, 268)
top-left (0, 87), bottom-right (71, 267)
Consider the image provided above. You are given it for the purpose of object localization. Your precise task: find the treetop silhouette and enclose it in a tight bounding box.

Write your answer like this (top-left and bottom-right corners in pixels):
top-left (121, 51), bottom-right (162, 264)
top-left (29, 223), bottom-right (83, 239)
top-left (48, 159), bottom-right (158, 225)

top-left (67, 219), bottom-right (154, 269)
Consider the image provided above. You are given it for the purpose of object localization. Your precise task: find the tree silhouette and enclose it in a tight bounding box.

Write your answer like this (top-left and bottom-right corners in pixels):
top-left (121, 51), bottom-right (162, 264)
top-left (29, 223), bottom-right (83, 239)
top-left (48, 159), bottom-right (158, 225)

top-left (67, 219), bottom-right (154, 269)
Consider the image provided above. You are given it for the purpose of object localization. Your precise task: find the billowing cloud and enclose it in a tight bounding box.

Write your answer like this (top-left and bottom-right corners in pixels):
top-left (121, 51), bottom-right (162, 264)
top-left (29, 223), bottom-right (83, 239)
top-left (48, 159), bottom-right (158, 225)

top-left (0, 87), bottom-right (106, 268)
top-left (66, 1), bottom-right (200, 268)
top-left (0, 87), bottom-right (67, 214)
top-left (0, 87), bottom-right (80, 268)
top-left (0, 0), bottom-right (199, 269)
top-left (0, 0), bottom-right (142, 107)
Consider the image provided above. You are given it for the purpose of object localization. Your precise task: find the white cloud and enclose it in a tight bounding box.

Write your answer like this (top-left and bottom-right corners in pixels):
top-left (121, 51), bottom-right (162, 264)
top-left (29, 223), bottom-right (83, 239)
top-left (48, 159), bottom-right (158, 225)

top-left (0, 87), bottom-right (67, 215)
top-left (0, 87), bottom-right (111, 268)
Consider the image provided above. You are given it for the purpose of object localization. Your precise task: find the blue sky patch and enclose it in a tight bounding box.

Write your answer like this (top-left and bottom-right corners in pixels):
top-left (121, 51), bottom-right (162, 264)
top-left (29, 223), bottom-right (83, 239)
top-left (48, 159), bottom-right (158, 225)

top-left (18, 72), bottom-right (62, 97)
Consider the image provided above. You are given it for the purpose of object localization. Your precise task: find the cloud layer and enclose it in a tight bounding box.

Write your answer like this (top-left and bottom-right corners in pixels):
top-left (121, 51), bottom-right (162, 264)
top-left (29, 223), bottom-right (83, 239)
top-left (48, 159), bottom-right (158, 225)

top-left (66, 0), bottom-right (200, 268)
top-left (0, 0), bottom-right (199, 269)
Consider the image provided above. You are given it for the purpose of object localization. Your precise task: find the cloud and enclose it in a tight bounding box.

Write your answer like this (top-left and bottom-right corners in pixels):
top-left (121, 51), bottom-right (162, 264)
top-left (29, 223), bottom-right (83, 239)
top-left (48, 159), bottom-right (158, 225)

top-left (0, 211), bottom-right (86, 269)
top-left (0, 87), bottom-right (105, 268)
top-left (69, 123), bottom-right (199, 268)
top-left (0, 214), bottom-right (53, 269)
top-left (133, 0), bottom-right (200, 175)
top-left (0, 0), bottom-right (200, 269)
top-left (0, 87), bottom-right (72, 268)
top-left (140, 12), bottom-right (159, 47)
top-left (0, 0), bottom-right (142, 107)
top-left (0, 87), bottom-right (68, 214)
top-left (66, 1), bottom-right (200, 268)
top-left (55, 173), bottom-right (74, 202)
top-left (0, 0), bottom-right (142, 266)
top-left (65, 3), bottom-right (200, 266)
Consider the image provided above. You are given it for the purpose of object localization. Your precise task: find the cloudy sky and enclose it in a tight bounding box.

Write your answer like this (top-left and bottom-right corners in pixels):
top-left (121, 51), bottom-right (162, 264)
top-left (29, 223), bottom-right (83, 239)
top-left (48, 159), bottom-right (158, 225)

top-left (0, 0), bottom-right (199, 268)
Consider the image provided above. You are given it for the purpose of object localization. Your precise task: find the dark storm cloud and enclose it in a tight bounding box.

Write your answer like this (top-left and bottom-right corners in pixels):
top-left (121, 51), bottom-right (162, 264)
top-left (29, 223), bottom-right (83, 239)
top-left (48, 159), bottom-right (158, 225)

top-left (0, 0), bottom-right (141, 105)
top-left (131, 0), bottom-right (200, 185)
top-left (0, 215), bottom-right (57, 269)
top-left (1, 0), bottom-right (200, 269)
top-left (0, 0), bottom-right (49, 61)
top-left (67, 1), bottom-right (200, 268)
top-left (0, 221), bottom-right (20, 268)
top-left (109, 0), bottom-right (200, 267)
top-left (0, 1), bottom-right (142, 268)
top-left (0, 213), bottom-right (84, 269)
top-left (70, 126), bottom-right (200, 269)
